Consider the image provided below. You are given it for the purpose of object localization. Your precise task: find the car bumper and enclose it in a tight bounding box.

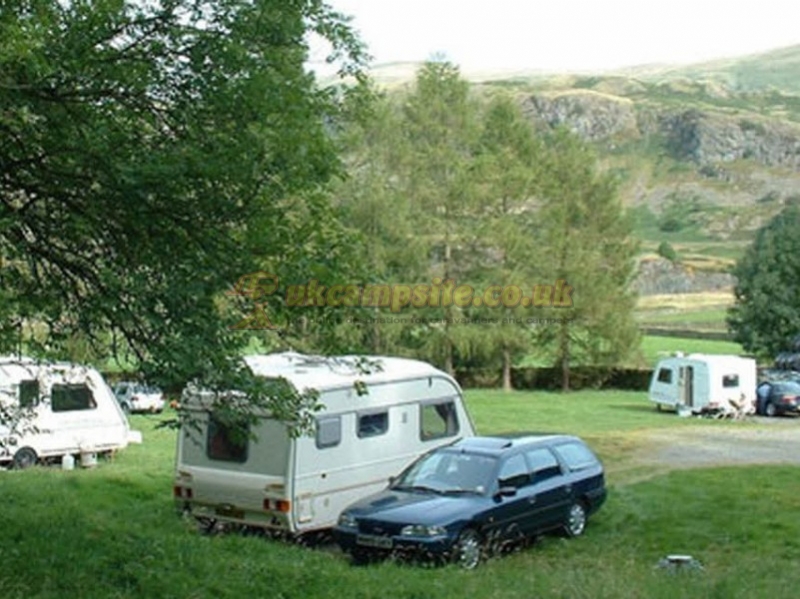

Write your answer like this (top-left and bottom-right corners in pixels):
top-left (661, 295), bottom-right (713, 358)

top-left (131, 399), bottom-right (165, 412)
top-left (333, 527), bottom-right (452, 557)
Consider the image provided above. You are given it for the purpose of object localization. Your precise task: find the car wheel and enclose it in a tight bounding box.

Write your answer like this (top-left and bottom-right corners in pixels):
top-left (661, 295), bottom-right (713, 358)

top-left (765, 401), bottom-right (777, 417)
top-left (13, 446), bottom-right (38, 470)
top-left (564, 501), bottom-right (587, 538)
top-left (452, 529), bottom-right (483, 570)
top-left (121, 403), bottom-right (131, 414)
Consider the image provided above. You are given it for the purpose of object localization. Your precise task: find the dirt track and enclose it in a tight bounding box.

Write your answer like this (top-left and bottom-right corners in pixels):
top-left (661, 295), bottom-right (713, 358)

top-left (636, 416), bottom-right (800, 469)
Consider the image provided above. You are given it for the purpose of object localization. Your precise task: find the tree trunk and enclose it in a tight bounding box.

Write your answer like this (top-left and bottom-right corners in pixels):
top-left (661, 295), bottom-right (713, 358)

top-left (444, 235), bottom-right (454, 377)
top-left (559, 320), bottom-right (570, 392)
top-left (502, 347), bottom-right (513, 392)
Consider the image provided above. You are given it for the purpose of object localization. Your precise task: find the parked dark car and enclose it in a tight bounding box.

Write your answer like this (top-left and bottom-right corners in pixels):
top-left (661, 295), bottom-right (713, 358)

top-left (756, 380), bottom-right (800, 416)
top-left (333, 434), bottom-right (606, 569)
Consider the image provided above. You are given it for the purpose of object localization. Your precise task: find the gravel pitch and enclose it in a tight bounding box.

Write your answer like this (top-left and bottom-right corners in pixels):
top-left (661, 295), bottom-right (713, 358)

top-left (639, 416), bottom-right (800, 468)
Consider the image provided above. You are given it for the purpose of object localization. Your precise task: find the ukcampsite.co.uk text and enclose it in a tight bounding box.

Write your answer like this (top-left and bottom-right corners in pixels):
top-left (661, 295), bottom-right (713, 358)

top-left (229, 273), bottom-right (573, 313)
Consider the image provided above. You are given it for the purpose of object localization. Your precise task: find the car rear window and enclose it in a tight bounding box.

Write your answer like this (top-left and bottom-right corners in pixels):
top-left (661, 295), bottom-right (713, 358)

top-left (776, 382), bottom-right (800, 394)
top-left (553, 442), bottom-right (599, 472)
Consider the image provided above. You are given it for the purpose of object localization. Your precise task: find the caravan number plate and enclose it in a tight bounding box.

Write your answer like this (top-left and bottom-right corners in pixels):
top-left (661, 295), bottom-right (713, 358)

top-left (356, 534), bottom-right (393, 549)
top-left (215, 505), bottom-right (244, 520)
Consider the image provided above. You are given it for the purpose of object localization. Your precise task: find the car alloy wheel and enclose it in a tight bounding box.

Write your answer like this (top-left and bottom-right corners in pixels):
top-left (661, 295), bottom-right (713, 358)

top-left (765, 401), bottom-right (777, 417)
top-left (565, 502), bottom-right (587, 537)
top-left (453, 529), bottom-right (483, 570)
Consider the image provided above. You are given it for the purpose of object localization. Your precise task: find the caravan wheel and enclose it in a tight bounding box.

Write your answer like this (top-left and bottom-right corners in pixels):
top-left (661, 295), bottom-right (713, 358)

top-left (13, 447), bottom-right (38, 470)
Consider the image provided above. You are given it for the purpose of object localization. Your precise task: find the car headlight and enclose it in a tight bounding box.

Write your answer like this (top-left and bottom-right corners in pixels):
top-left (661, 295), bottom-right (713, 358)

top-left (400, 524), bottom-right (447, 537)
top-left (337, 513), bottom-right (357, 529)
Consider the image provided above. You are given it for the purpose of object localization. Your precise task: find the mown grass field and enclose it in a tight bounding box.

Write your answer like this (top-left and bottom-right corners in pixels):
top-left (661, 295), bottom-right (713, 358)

top-left (2, 390), bottom-right (799, 598)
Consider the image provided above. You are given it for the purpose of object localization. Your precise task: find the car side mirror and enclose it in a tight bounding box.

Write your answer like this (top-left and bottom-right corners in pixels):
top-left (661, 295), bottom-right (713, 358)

top-left (388, 475), bottom-right (396, 486)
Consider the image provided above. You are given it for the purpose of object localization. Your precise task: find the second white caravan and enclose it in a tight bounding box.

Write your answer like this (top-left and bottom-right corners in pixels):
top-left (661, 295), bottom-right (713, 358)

top-left (174, 352), bottom-right (476, 535)
top-left (649, 353), bottom-right (756, 415)
top-left (0, 355), bottom-right (141, 468)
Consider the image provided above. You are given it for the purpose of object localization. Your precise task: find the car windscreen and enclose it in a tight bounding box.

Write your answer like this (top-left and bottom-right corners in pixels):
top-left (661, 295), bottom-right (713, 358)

top-left (392, 450), bottom-right (496, 495)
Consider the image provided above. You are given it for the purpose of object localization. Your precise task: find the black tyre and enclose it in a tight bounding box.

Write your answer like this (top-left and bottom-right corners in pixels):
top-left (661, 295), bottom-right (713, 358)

top-left (765, 401), bottom-right (777, 417)
top-left (564, 501), bottom-right (588, 538)
top-left (121, 403), bottom-right (131, 414)
top-left (452, 529), bottom-right (483, 570)
top-left (13, 446), bottom-right (38, 470)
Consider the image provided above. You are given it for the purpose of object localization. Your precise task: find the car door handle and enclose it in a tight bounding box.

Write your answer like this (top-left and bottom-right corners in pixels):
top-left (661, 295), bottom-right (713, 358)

top-left (565, 484), bottom-right (572, 493)
top-left (528, 496), bottom-right (537, 504)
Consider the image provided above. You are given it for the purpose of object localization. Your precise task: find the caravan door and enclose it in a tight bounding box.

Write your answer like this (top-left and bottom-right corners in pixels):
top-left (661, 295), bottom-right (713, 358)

top-left (678, 366), bottom-right (695, 408)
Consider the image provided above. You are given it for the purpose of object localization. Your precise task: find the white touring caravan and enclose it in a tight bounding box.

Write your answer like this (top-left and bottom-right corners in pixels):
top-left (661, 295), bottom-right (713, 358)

top-left (0, 356), bottom-right (142, 469)
top-left (649, 353), bottom-right (756, 415)
top-left (174, 352), bottom-right (477, 535)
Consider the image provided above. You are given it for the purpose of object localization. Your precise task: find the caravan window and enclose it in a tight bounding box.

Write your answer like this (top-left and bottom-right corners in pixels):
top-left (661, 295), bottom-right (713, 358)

top-left (357, 411), bottom-right (388, 438)
top-left (51, 384), bottom-right (97, 412)
top-left (316, 416), bottom-right (341, 449)
top-left (19, 380), bottom-right (40, 408)
top-left (657, 368), bottom-right (672, 384)
top-left (722, 374), bottom-right (740, 388)
top-left (420, 400), bottom-right (459, 441)
top-left (207, 415), bottom-right (249, 463)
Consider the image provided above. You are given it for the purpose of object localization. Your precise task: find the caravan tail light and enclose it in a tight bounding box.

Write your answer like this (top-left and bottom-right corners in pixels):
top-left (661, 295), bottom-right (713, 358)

top-left (174, 485), bottom-right (193, 500)
top-left (263, 498), bottom-right (291, 513)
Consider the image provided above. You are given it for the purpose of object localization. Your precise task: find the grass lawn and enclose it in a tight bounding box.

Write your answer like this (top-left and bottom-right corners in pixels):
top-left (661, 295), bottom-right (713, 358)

top-left (2, 391), bottom-right (799, 598)
top-left (639, 335), bottom-right (745, 367)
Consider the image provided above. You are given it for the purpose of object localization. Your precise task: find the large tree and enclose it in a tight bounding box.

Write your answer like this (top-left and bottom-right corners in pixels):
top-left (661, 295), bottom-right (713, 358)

top-left (728, 203), bottom-right (800, 357)
top-left (464, 94), bottom-right (542, 391)
top-left (533, 130), bottom-right (640, 390)
top-left (397, 61), bottom-right (482, 375)
top-left (0, 0), bottom-right (365, 424)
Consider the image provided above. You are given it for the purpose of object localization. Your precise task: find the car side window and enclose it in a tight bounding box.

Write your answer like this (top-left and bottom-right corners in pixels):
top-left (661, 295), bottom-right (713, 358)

top-left (498, 453), bottom-right (529, 489)
top-left (552, 442), bottom-right (599, 472)
top-left (524, 448), bottom-right (562, 482)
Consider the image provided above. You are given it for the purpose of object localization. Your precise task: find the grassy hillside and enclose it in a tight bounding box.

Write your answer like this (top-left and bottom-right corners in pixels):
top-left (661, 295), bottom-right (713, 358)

top-left (627, 44), bottom-right (800, 95)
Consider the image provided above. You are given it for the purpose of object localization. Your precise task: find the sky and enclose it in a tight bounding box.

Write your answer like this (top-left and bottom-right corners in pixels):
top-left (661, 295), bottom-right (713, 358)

top-left (314, 0), bottom-right (800, 73)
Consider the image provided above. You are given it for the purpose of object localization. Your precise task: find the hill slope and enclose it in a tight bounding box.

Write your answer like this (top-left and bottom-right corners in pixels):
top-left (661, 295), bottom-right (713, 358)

top-left (366, 46), bottom-right (800, 293)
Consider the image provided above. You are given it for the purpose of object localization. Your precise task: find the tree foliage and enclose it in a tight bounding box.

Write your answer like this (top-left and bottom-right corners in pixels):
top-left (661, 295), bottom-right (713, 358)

top-left (532, 130), bottom-right (640, 389)
top-left (336, 65), bottom-right (639, 388)
top-left (0, 0), bottom-right (365, 427)
top-left (728, 203), bottom-right (800, 357)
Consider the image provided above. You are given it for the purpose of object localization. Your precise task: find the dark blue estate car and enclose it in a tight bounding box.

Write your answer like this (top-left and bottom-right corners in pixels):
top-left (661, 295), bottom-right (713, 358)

top-left (333, 434), bottom-right (606, 568)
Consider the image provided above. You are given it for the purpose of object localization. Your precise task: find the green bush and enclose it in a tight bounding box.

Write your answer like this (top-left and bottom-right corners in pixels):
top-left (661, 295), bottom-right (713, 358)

top-left (657, 240), bottom-right (678, 262)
